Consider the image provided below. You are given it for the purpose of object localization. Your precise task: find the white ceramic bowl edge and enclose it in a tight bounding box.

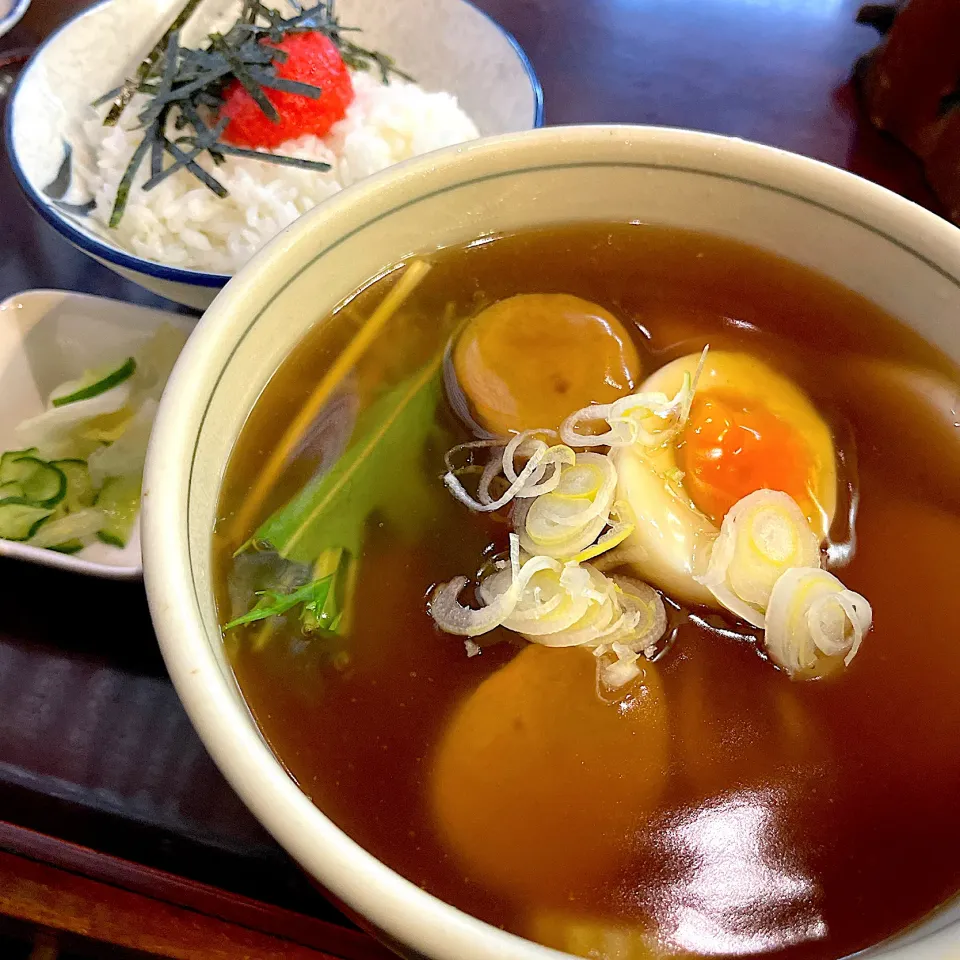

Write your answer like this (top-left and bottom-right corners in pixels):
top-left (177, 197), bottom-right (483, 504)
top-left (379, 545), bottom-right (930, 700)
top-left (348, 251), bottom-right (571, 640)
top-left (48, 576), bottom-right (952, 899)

top-left (144, 125), bottom-right (960, 960)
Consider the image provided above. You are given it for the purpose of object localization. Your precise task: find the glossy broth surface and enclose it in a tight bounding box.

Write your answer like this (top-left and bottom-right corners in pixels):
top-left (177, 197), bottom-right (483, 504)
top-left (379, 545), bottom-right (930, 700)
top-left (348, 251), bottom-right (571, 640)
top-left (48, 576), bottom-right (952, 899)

top-left (215, 224), bottom-right (960, 960)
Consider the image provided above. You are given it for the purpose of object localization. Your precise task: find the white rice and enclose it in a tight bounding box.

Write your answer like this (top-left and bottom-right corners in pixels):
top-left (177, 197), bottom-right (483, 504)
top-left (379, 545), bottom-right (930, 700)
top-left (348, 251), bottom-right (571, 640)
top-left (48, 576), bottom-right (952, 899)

top-left (74, 71), bottom-right (479, 274)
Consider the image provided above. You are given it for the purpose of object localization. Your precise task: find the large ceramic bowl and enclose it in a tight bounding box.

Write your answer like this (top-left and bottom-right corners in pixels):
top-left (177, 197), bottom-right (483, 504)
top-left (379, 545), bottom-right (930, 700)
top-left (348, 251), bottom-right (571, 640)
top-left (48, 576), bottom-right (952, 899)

top-left (5, 0), bottom-right (542, 310)
top-left (143, 125), bottom-right (960, 960)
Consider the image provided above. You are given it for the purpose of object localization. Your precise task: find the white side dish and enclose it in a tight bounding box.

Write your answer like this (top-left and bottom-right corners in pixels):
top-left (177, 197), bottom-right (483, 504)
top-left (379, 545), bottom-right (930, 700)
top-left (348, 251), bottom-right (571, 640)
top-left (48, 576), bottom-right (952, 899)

top-left (0, 290), bottom-right (192, 578)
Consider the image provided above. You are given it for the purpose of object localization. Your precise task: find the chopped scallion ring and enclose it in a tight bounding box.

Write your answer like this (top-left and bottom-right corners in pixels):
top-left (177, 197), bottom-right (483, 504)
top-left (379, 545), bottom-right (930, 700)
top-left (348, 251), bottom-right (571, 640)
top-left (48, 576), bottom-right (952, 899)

top-left (442, 436), bottom-right (574, 513)
top-left (429, 535), bottom-right (562, 636)
top-left (697, 489), bottom-right (821, 627)
top-left (764, 567), bottom-right (872, 677)
top-left (429, 531), bottom-right (668, 672)
top-left (517, 452), bottom-right (617, 561)
top-left (559, 346), bottom-right (708, 450)
top-left (572, 499), bottom-right (636, 563)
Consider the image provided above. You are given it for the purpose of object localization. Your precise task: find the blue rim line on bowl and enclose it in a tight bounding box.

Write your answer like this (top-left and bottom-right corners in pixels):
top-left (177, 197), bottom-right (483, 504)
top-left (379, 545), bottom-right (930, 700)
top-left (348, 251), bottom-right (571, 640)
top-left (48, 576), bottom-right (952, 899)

top-left (183, 153), bottom-right (960, 608)
top-left (3, 0), bottom-right (544, 290)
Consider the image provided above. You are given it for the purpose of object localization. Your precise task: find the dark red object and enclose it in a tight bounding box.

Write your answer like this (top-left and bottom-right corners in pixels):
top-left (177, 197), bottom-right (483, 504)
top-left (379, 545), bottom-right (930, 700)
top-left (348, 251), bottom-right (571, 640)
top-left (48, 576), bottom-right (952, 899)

top-left (856, 0), bottom-right (960, 221)
top-left (220, 32), bottom-right (354, 149)
top-left (0, 819), bottom-right (394, 959)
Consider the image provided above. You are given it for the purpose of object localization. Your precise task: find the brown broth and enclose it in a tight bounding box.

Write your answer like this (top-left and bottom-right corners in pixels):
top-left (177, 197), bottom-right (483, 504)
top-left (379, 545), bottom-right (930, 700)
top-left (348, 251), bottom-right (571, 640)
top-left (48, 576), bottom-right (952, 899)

top-left (215, 224), bottom-right (960, 960)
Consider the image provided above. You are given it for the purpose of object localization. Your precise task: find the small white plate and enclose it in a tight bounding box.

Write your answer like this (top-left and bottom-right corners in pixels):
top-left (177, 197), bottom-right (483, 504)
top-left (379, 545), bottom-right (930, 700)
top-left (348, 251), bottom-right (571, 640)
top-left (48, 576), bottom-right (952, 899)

top-left (0, 0), bottom-right (31, 39)
top-left (0, 289), bottom-right (193, 579)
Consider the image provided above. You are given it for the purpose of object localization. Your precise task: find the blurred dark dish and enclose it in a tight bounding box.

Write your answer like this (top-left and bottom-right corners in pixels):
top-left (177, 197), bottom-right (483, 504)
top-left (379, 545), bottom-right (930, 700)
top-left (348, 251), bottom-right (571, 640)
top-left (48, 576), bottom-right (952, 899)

top-left (856, 0), bottom-right (960, 221)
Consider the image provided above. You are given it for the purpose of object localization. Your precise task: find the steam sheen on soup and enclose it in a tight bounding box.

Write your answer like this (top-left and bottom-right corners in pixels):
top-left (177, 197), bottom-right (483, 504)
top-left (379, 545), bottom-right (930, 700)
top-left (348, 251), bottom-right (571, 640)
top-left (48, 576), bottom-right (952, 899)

top-left (215, 224), bottom-right (960, 960)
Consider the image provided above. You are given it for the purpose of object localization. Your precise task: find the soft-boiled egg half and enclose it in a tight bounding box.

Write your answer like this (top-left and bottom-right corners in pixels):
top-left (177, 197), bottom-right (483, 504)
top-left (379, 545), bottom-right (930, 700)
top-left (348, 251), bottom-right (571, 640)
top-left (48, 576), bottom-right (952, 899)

top-left (616, 351), bottom-right (837, 607)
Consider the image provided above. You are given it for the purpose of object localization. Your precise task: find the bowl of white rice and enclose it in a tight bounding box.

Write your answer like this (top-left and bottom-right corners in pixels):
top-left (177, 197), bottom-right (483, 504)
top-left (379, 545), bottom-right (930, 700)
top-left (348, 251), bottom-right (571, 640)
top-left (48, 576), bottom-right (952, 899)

top-left (6, 0), bottom-right (542, 309)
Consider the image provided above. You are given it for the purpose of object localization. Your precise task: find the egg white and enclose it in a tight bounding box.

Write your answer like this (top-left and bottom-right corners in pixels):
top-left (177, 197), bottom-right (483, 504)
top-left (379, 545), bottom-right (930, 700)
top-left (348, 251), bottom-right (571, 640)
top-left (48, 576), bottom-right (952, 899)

top-left (615, 351), bottom-right (837, 608)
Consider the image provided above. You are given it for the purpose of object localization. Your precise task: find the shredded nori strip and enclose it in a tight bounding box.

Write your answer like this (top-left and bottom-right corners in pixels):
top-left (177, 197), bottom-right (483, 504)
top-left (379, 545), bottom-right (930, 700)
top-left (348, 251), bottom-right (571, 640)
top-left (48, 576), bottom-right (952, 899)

top-left (108, 133), bottom-right (154, 227)
top-left (338, 41), bottom-right (412, 84)
top-left (95, 0), bottom-right (409, 226)
top-left (154, 62), bottom-right (233, 103)
top-left (162, 140), bottom-right (229, 196)
top-left (150, 112), bottom-right (168, 179)
top-left (139, 31), bottom-right (182, 127)
top-left (54, 199), bottom-right (98, 216)
top-left (104, 0), bottom-right (206, 126)
top-left (43, 142), bottom-right (74, 200)
top-left (210, 32), bottom-right (280, 123)
top-left (143, 115), bottom-right (230, 190)
top-left (92, 82), bottom-right (157, 108)
top-left (195, 141), bottom-right (331, 171)
top-left (245, 69), bottom-right (323, 98)
top-left (179, 102), bottom-right (226, 164)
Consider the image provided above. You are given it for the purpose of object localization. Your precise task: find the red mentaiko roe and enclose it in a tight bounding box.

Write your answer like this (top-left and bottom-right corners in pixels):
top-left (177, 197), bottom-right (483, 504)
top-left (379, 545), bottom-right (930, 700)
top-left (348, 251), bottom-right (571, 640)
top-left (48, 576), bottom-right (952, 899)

top-left (219, 31), bottom-right (354, 149)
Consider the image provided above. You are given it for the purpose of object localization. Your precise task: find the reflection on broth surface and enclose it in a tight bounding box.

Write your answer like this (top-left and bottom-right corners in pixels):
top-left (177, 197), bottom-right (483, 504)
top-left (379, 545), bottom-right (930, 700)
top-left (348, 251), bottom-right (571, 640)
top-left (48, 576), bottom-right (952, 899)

top-left (215, 224), bottom-right (960, 960)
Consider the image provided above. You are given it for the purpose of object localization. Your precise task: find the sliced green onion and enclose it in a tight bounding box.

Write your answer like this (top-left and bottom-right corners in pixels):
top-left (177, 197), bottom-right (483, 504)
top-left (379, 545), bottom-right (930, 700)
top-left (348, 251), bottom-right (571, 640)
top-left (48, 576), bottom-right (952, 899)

top-left (572, 500), bottom-right (636, 563)
top-left (486, 564), bottom-right (595, 639)
top-left (429, 535), bottom-right (561, 637)
top-left (443, 439), bottom-right (572, 513)
top-left (516, 453), bottom-right (617, 561)
top-left (520, 566), bottom-right (620, 648)
top-left (697, 489), bottom-right (821, 627)
top-left (559, 347), bottom-right (709, 450)
top-left (552, 460), bottom-right (607, 499)
top-left (765, 567), bottom-right (872, 677)
top-left (432, 531), bottom-right (668, 664)
top-left (609, 577), bottom-right (667, 651)
top-left (517, 497), bottom-right (609, 562)
top-left (593, 578), bottom-right (669, 691)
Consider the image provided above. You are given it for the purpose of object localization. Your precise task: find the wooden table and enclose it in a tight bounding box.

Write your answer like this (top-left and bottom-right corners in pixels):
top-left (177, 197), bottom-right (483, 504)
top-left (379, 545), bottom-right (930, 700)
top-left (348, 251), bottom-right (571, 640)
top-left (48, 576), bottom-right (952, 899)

top-left (0, 0), bottom-right (942, 956)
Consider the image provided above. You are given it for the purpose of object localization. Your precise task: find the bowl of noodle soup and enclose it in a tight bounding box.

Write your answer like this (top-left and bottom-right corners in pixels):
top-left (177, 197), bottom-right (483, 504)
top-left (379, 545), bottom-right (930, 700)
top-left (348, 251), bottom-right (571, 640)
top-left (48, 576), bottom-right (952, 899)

top-left (144, 125), bottom-right (960, 960)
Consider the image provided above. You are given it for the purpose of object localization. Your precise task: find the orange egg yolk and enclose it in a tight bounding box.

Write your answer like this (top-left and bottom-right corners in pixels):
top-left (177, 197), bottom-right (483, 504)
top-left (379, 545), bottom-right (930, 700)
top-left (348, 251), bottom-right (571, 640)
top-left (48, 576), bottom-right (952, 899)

top-left (678, 390), bottom-right (818, 527)
top-left (452, 294), bottom-right (641, 435)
